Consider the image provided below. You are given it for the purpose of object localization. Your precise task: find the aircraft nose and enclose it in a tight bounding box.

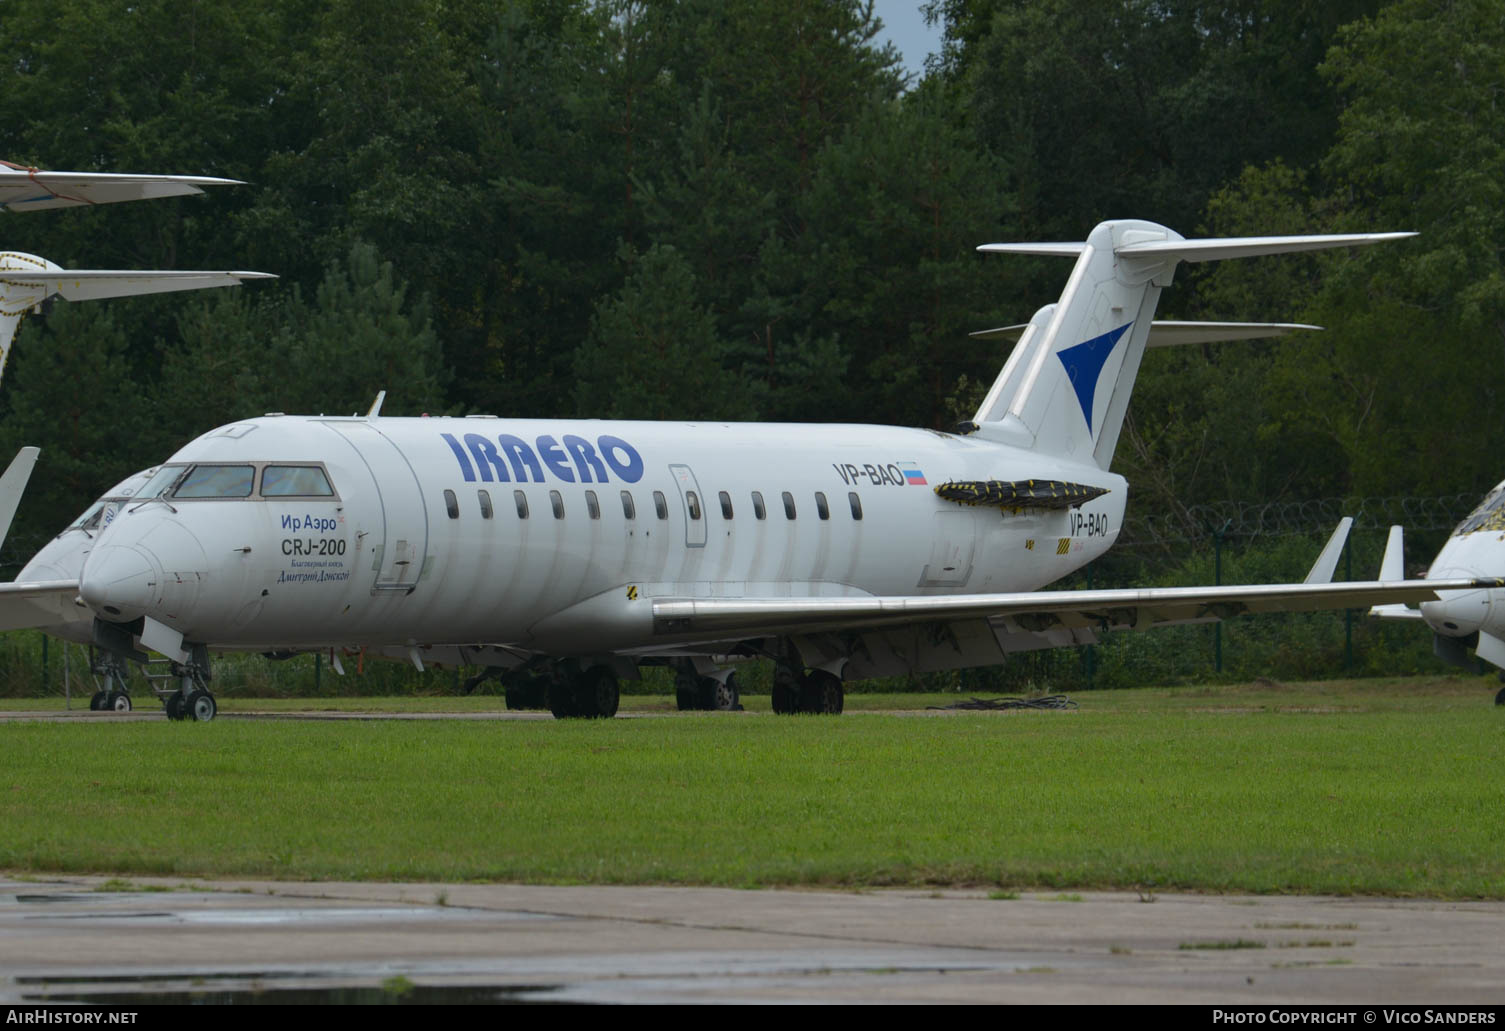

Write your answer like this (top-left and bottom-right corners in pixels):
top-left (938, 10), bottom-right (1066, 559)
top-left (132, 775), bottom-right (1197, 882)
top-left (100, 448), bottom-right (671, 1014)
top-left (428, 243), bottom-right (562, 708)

top-left (80, 544), bottom-right (161, 620)
top-left (1419, 567), bottom-right (1495, 636)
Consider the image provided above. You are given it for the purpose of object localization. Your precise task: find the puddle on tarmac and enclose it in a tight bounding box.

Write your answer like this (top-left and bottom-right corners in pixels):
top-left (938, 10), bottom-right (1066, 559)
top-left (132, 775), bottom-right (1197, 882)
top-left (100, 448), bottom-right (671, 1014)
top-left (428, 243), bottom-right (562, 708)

top-left (19, 973), bottom-right (570, 1005)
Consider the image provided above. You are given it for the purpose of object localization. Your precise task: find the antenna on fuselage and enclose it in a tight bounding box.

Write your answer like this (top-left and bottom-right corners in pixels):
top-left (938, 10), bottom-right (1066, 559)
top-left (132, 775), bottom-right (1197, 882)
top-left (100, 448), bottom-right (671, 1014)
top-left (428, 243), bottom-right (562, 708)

top-left (367, 390), bottom-right (387, 417)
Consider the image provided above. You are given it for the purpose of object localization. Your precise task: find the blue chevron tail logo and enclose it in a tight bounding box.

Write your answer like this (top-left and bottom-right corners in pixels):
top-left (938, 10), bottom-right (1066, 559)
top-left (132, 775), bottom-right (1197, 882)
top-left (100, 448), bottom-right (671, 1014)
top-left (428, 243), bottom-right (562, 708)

top-left (1056, 322), bottom-right (1134, 434)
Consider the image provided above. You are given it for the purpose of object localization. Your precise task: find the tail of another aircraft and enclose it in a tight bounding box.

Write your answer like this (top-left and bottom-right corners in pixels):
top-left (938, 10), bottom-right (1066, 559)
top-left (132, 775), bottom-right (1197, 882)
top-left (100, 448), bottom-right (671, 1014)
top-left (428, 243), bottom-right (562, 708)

top-left (969, 219), bottom-right (1411, 470)
top-left (0, 251), bottom-right (274, 383)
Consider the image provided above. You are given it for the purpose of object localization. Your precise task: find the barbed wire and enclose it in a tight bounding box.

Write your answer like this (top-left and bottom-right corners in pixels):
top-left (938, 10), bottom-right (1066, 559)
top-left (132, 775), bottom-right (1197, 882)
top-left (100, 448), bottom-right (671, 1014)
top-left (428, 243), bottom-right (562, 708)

top-left (1122, 494), bottom-right (1477, 549)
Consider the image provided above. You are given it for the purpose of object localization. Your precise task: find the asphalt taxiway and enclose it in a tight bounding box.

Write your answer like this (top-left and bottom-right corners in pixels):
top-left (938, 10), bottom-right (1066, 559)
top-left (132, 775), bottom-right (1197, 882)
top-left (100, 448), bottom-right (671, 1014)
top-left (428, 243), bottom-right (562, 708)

top-left (3, 875), bottom-right (1503, 1004)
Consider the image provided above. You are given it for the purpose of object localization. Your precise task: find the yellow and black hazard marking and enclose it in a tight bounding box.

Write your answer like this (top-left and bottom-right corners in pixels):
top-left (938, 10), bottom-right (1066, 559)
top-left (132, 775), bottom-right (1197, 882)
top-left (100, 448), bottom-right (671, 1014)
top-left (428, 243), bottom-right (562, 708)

top-left (1056, 538), bottom-right (1071, 555)
top-left (626, 585), bottom-right (639, 601)
top-left (933, 478), bottom-right (1110, 510)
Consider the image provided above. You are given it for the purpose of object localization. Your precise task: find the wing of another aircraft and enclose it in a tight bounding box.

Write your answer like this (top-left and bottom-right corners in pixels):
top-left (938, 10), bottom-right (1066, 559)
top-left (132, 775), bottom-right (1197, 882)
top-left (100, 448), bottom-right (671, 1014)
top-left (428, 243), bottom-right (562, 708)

top-left (0, 579), bottom-right (82, 632)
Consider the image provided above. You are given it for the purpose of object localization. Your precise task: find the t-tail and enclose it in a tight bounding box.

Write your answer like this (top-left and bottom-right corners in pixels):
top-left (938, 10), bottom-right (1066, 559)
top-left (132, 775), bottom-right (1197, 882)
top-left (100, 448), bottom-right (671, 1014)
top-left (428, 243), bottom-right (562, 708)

top-left (968, 219), bottom-right (1412, 469)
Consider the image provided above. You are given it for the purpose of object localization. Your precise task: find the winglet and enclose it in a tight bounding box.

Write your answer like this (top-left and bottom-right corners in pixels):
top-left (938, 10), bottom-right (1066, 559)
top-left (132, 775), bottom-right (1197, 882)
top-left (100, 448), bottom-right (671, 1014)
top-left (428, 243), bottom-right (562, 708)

top-left (1370, 526), bottom-right (1422, 620)
top-left (0, 446), bottom-right (38, 551)
top-left (1304, 517), bottom-right (1353, 584)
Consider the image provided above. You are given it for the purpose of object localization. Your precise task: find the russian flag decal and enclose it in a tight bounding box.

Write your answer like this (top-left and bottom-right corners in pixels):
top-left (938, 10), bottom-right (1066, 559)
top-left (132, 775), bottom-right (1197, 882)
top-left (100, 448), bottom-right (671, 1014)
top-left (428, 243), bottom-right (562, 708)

top-left (901, 463), bottom-right (927, 485)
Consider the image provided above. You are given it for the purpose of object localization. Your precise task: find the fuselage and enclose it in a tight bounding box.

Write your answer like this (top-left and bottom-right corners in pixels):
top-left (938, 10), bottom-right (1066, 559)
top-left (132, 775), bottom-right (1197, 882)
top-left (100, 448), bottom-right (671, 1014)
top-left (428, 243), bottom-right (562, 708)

top-left (74, 415), bottom-right (1125, 655)
top-left (1419, 478), bottom-right (1505, 639)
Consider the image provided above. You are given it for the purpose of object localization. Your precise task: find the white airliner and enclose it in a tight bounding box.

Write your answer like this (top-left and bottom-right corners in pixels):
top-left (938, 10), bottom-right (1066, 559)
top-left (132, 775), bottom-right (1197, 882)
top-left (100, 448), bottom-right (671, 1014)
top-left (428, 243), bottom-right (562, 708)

top-left (0, 161), bottom-right (274, 380)
top-left (1372, 483), bottom-right (1505, 705)
top-left (5, 218), bottom-right (1494, 721)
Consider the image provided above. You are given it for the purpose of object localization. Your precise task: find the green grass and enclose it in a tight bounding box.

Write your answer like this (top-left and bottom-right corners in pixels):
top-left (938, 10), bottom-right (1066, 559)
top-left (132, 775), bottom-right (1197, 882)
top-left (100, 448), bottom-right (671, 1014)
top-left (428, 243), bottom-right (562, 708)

top-left (1, 677), bottom-right (1502, 896)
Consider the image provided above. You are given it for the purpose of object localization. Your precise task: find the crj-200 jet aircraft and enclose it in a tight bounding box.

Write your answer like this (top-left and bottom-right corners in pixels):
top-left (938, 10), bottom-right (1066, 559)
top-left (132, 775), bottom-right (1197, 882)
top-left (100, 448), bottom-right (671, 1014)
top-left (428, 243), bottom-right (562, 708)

top-left (0, 160), bottom-right (274, 381)
top-left (5, 218), bottom-right (1495, 722)
top-left (1372, 481), bottom-right (1505, 704)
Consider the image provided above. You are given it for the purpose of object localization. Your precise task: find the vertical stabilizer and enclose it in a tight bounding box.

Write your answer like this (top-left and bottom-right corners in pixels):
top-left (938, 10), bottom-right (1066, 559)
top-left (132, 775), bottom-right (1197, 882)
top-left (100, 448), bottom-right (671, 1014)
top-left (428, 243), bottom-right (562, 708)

top-left (973, 220), bottom-right (1178, 467)
top-left (971, 221), bottom-right (1413, 469)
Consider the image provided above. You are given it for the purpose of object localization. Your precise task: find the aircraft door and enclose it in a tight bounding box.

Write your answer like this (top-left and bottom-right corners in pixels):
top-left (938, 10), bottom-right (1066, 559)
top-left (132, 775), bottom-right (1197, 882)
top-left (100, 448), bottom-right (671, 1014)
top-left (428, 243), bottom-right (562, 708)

top-left (669, 464), bottom-right (707, 548)
top-left (325, 422), bottom-right (430, 592)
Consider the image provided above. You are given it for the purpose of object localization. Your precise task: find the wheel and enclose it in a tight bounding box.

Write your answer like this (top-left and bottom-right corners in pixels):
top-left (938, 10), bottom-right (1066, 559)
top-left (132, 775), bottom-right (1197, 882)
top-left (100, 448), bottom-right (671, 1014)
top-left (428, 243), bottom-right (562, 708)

top-left (547, 681), bottom-right (578, 719)
top-left (573, 666), bottom-right (620, 719)
top-left (505, 679), bottom-right (546, 710)
top-left (187, 689), bottom-right (217, 722)
top-left (164, 693), bottom-right (185, 721)
top-left (799, 671), bottom-right (844, 715)
top-left (675, 682), bottom-right (697, 711)
top-left (698, 675), bottom-right (740, 711)
top-left (1495, 685), bottom-right (1505, 707)
top-left (771, 678), bottom-right (798, 715)
top-left (106, 691), bottom-right (132, 713)
top-left (89, 691), bottom-right (107, 711)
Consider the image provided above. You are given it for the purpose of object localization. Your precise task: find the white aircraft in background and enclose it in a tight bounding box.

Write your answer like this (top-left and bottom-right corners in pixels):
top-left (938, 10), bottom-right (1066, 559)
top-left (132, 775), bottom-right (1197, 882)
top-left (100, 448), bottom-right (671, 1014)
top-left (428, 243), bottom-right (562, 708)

top-left (4, 218), bottom-right (1493, 722)
top-left (0, 160), bottom-right (274, 380)
top-left (1372, 482), bottom-right (1505, 705)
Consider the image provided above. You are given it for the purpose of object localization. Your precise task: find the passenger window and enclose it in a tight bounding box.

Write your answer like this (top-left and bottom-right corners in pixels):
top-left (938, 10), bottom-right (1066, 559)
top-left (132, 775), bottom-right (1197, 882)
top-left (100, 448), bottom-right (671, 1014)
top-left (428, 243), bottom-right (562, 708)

top-left (550, 490), bottom-right (565, 519)
top-left (782, 491), bottom-right (796, 520)
top-left (815, 491), bottom-right (829, 520)
top-left (686, 490), bottom-right (702, 520)
top-left (585, 490), bottom-right (601, 519)
top-left (654, 491), bottom-right (668, 520)
top-left (174, 464), bottom-right (255, 499)
top-left (514, 490), bottom-right (529, 519)
top-left (752, 491), bottom-right (766, 520)
top-left (479, 490), bottom-right (493, 519)
top-left (848, 492), bottom-right (863, 520)
top-left (261, 465), bottom-right (335, 497)
top-left (620, 491), bottom-right (636, 519)
top-left (443, 489), bottom-right (459, 519)
top-left (719, 491), bottom-right (733, 520)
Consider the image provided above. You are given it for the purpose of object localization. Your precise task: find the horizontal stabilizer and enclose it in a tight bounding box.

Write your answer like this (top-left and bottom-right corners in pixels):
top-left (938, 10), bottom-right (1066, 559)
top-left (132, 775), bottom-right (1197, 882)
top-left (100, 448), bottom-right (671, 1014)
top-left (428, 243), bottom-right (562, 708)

top-left (970, 320), bottom-right (1321, 346)
top-left (976, 242), bottom-right (1089, 258)
top-left (0, 165), bottom-right (243, 213)
top-left (0, 267), bottom-right (276, 304)
top-left (1114, 232), bottom-right (1415, 263)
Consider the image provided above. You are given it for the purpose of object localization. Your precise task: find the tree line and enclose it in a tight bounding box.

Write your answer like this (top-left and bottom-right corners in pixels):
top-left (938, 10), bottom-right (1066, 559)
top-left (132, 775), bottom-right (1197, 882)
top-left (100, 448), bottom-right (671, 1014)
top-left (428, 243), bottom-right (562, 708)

top-left (0, 0), bottom-right (1499, 560)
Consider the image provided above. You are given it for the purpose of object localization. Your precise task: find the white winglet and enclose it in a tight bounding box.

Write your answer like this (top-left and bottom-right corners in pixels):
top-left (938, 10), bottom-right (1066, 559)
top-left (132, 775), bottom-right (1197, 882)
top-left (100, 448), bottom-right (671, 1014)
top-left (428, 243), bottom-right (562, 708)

top-left (0, 446), bottom-right (39, 551)
top-left (1305, 517), bottom-right (1353, 585)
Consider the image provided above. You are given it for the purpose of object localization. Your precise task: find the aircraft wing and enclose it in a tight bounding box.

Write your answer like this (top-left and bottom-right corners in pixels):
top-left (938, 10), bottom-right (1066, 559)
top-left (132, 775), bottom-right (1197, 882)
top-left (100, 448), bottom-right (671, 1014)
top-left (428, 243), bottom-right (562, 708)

top-left (650, 577), bottom-right (1499, 643)
top-left (0, 169), bottom-right (243, 213)
top-left (0, 579), bottom-right (82, 632)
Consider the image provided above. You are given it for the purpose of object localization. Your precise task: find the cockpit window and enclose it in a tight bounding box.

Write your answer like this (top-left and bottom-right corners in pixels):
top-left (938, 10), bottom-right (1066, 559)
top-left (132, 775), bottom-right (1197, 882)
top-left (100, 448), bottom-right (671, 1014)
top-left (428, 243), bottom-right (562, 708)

top-left (261, 465), bottom-right (335, 497)
top-left (1456, 489), bottom-right (1505, 536)
top-left (69, 502), bottom-right (105, 531)
top-left (136, 465), bottom-right (189, 500)
top-left (173, 464), bottom-right (255, 499)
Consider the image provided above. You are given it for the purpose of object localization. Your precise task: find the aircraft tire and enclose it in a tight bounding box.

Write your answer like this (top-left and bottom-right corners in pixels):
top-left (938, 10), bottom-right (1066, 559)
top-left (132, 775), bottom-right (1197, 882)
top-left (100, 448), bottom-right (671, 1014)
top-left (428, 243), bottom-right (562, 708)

top-left (547, 682), bottom-right (579, 720)
top-left (698, 675), bottom-right (740, 711)
top-left (771, 680), bottom-right (797, 715)
top-left (106, 691), bottom-right (131, 713)
top-left (187, 690), bottom-right (217, 722)
top-left (575, 667), bottom-right (620, 719)
top-left (1495, 685), bottom-right (1505, 707)
top-left (675, 685), bottom-right (697, 711)
top-left (89, 691), bottom-right (107, 711)
top-left (164, 693), bottom-right (186, 721)
top-left (800, 671), bottom-right (844, 715)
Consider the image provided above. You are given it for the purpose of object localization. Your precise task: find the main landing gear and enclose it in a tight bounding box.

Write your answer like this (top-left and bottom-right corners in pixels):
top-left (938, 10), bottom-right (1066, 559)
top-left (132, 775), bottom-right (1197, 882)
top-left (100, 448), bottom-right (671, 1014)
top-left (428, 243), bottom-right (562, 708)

top-left (674, 665), bottom-right (743, 712)
top-left (546, 664), bottom-right (620, 720)
top-left (771, 667), bottom-right (844, 715)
